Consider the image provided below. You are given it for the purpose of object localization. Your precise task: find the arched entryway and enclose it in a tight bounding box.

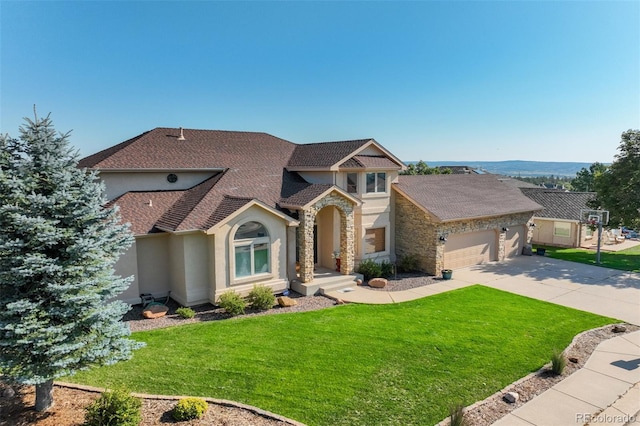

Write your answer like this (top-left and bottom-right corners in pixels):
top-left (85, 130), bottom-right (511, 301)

top-left (297, 193), bottom-right (355, 283)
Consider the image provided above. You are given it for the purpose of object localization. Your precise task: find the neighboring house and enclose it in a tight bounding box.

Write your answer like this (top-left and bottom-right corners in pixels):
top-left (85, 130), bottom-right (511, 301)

top-left (436, 165), bottom-right (482, 174)
top-left (80, 128), bottom-right (542, 306)
top-left (519, 188), bottom-right (596, 248)
top-left (394, 175), bottom-right (542, 274)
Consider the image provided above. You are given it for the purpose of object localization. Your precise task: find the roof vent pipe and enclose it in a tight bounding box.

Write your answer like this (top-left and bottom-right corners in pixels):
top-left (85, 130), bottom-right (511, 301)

top-left (177, 127), bottom-right (185, 141)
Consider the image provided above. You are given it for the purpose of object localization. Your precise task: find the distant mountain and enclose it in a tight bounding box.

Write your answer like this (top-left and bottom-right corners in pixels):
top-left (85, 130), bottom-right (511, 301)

top-left (409, 160), bottom-right (599, 177)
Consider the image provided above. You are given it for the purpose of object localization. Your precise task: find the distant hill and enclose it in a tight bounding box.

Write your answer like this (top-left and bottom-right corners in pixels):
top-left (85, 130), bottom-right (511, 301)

top-left (409, 160), bottom-right (599, 177)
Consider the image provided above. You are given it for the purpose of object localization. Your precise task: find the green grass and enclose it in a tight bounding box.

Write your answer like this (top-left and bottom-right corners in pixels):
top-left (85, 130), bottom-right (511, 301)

top-left (536, 244), bottom-right (640, 272)
top-left (70, 286), bottom-right (614, 425)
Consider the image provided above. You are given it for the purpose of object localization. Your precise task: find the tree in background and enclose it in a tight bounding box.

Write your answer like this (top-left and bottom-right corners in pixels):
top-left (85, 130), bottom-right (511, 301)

top-left (591, 130), bottom-right (640, 228)
top-left (402, 160), bottom-right (452, 175)
top-left (0, 113), bottom-right (143, 411)
top-left (571, 162), bottom-right (608, 192)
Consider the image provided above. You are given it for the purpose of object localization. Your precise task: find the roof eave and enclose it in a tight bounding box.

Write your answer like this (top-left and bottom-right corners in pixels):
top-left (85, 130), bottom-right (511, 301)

top-left (281, 186), bottom-right (362, 210)
top-left (205, 200), bottom-right (299, 235)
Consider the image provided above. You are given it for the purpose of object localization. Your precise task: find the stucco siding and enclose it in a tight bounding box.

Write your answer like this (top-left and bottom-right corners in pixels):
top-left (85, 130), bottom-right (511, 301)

top-left (101, 171), bottom-right (218, 200)
top-left (114, 242), bottom-right (140, 305)
top-left (531, 218), bottom-right (581, 247)
top-left (136, 235), bottom-right (171, 298)
top-left (182, 233), bottom-right (210, 305)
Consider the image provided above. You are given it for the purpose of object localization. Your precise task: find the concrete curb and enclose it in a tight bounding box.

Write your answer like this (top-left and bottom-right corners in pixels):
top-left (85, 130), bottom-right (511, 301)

top-left (54, 381), bottom-right (307, 426)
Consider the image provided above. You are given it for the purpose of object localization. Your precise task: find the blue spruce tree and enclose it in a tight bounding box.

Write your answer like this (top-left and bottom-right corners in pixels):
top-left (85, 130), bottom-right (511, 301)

top-left (0, 113), bottom-right (143, 411)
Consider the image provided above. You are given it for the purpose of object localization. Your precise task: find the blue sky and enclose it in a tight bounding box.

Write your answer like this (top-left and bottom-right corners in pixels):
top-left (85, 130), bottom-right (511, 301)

top-left (1, 1), bottom-right (638, 162)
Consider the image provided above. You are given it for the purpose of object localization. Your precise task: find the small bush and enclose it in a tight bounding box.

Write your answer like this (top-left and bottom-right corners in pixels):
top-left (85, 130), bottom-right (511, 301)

top-left (175, 307), bottom-right (195, 319)
top-left (247, 285), bottom-right (275, 311)
top-left (551, 349), bottom-right (566, 375)
top-left (357, 259), bottom-right (382, 281)
top-left (218, 291), bottom-right (246, 316)
top-left (449, 402), bottom-right (469, 426)
top-left (172, 397), bottom-right (208, 421)
top-left (84, 388), bottom-right (141, 426)
top-left (380, 260), bottom-right (394, 278)
top-left (397, 254), bottom-right (419, 273)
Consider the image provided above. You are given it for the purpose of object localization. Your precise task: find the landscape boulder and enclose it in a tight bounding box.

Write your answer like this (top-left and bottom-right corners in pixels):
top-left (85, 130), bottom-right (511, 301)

top-left (503, 392), bottom-right (519, 403)
top-left (612, 324), bottom-right (627, 333)
top-left (142, 304), bottom-right (169, 319)
top-left (277, 296), bottom-right (297, 307)
top-left (368, 278), bottom-right (388, 288)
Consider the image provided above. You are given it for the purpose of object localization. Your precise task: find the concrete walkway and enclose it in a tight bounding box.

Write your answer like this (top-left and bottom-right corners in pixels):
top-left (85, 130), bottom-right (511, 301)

top-left (324, 256), bottom-right (640, 425)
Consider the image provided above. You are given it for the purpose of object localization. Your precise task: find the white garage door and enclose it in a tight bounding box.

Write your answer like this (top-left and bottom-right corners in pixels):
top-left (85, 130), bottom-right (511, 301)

top-left (505, 226), bottom-right (525, 258)
top-left (444, 231), bottom-right (496, 269)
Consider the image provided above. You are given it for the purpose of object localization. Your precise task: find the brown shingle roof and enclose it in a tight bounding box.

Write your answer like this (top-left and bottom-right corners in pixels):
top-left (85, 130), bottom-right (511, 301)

top-left (520, 189), bottom-right (596, 220)
top-left (279, 183), bottom-right (333, 207)
top-left (395, 174), bottom-right (543, 222)
top-left (107, 191), bottom-right (185, 235)
top-left (339, 155), bottom-right (401, 170)
top-left (79, 128), bottom-right (296, 169)
top-left (287, 139), bottom-right (372, 168)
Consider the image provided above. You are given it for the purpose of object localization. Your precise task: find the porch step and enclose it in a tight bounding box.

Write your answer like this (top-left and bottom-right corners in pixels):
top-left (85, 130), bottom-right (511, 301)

top-left (290, 273), bottom-right (363, 296)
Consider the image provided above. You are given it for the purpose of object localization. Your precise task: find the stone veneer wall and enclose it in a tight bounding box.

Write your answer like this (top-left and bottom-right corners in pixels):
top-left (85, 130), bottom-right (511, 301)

top-left (395, 192), bottom-right (535, 275)
top-left (297, 193), bottom-right (355, 283)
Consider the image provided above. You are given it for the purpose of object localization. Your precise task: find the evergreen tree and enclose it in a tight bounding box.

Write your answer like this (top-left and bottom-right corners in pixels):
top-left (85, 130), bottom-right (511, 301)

top-left (0, 113), bottom-right (142, 411)
top-left (402, 160), bottom-right (451, 175)
top-left (572, 162), bottom-right (608, 192)
top-left (592, 130), bottom-right (640, 228)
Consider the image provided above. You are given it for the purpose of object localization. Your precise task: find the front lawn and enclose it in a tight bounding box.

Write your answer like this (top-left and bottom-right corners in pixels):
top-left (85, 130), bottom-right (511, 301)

top-left (70, 286), bottom-right (614, 425)
top-left (537, 244), bottom-right (640, 272)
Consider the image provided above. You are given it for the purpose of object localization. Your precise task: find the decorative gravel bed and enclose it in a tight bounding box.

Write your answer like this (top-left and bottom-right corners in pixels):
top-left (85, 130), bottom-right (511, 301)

top-left (362, 272), bottom-right (441, 291)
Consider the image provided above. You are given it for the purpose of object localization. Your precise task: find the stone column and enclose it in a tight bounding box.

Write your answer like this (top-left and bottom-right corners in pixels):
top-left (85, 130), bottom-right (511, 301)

top-left (340, 207), bottom-right (355, 275)
top-left (298, 209), bottom-right (316, 283)
top-left (498, 229), bottom-right (507, 261)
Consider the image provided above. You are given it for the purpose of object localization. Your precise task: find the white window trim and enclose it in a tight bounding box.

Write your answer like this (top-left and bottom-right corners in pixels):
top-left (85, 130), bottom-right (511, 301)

top-left (553, 222), bottom-right (571, 238)
top-left (362, 225), bottom-right (389, 258)
top-left (229, 220), bottom-right (273, 285)
top-left (365, 172), bottom-right (387, 194)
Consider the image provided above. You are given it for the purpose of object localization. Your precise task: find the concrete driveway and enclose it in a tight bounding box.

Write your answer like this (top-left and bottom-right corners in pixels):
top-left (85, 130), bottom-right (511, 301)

top-left (452, 255), bottom-right (640, 325)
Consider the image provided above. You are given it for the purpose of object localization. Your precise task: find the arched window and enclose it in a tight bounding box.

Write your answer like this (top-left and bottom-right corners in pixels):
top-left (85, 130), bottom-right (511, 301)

top-left (233, 221), bottom-right (270, 279)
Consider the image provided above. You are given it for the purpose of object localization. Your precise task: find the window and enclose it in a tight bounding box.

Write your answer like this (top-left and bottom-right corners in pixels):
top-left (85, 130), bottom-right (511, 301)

top-left (366, 172), bottom-right (386, 193)
top-left (347, 173), bottom-right (358, 194)
top-left (553, 222), bottom-right (571, 238)
top-left (234, 221), bottom-right (270, 278)
top-left (364, 227), bottom-right (386, 254)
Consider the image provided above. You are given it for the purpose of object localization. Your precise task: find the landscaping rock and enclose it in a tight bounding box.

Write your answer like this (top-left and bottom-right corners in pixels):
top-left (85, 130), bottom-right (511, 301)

top-left (368, 278), bottom-right (388, 288)
top-left (142, 304), bottom-right (169, 319)
top-left (2, 386), bottom-right (15, 399)
top-left (612, 324), bottom-right (627, 333)
top-left (356, 279), bottom-right (363, 286)
top-left (503, 392), bottom-right (519, 403)
top-left (568, 356), bottom-right (579, 363)
top-left (335, 299), bottom-right (345, 305)
top-left (277, 296), bottom-right (297, 307)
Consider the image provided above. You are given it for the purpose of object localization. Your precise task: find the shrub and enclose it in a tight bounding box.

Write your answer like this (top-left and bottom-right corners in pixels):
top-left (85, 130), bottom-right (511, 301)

top-left (84, 388), bottom-right (141, 426)
top-left (551, 349), bottom-right (566, 375)
top-left (247, 285), bottom-right (275, 311)
top-left (397, 254), bottom-right (419, 273)
top-left (448, 402), bottom-right (469, 426)
top-left (380, 260), bottom-right (394, 278)
top-left (357, 259), bottom-right (382, 281)
top-left (175, 307), bottom-right (195, 319)
top-left (218, 291), bottom-right (246, 316)
top-left (172, 397), bottom-right (208, 421)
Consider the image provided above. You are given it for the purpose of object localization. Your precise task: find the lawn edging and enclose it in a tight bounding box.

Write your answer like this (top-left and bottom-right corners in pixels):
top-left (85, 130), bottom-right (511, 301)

top-left (433, 322), bottom-right (635, 426)
top-left (54, 381), bottom-right (307, 426)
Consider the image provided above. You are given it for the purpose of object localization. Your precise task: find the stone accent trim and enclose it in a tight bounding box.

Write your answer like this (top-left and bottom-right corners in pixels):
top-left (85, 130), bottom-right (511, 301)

top-left (395, 192), bottom-right (534, 275)
top-left (298, 192), bottom-right (356, 283)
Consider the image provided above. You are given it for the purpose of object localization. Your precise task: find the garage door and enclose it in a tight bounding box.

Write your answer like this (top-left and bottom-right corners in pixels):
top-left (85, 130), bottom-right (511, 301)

top-left (505, 226), bottom-right (525, 258)
top-left (444, 231), bottom-right (496, 269)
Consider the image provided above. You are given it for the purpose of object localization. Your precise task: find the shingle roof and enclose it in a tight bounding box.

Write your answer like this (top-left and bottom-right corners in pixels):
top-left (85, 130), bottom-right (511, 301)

top-left (496, 176), bottom-right (540, 189)
top-left (395, 174), bottom-right (543, 222)
top-left (339, 155), bottom-right (401, 170)
top-left (279, 183), bottom-right (333, 207)
top-left (519, 189), bottom-right (596, 220)
top-left (107, 191), bottom-right (186, 235)
top-left (82, 129), bottom-right (401, 233)
top-left (287, 139), bottom-right (372, 168)
top-left (79, 128), bottom-right (296, 169)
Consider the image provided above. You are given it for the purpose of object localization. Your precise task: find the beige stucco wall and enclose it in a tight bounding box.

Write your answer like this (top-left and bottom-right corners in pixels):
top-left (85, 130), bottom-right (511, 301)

top-left (531, 218), bottom-right (581, 247)
top-left (136, 235), bottom-right (171, 297)
top-left (114, 242), bottom-right (140, 305)
top-left (395, 190), bottom-right (534, 275)
top-left (100, 171), bottom-right (218, 200)
top-left (211, 205), bottom-right (290, 301)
